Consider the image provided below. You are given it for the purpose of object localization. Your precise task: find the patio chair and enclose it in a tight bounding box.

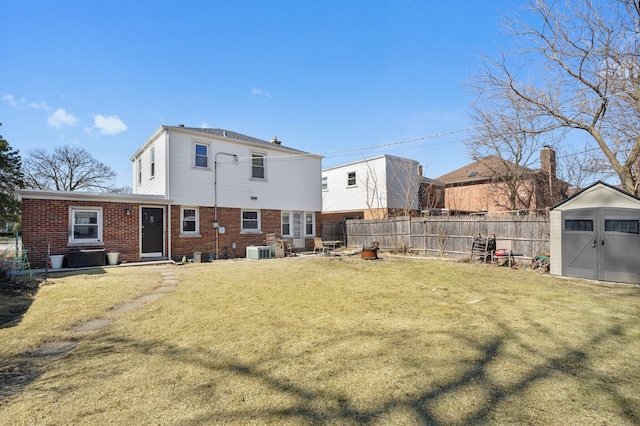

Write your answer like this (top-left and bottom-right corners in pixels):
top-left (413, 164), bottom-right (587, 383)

top-left (313, 237), bottom-right (327, 254)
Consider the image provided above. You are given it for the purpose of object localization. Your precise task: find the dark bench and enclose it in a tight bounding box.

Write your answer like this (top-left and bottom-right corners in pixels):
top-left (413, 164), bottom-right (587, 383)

top-left (67, 249), bottom-right (106, 268)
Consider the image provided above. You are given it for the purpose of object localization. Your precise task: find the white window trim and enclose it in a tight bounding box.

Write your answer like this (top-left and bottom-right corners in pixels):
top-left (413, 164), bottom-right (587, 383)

top-left (250, 151), bottom-right (267, 180)
top-left (241, 209), bottom-right (261, 233)
top-left (304, 212), bottom-right (315, 236)
top-left (69, 206), bottom-right (103, 245)
top-left (347, 171), bottom-right (357, 187)
top-left (194, 141), bottom-right (211, 170)
top-left (150, 146), bottom-right (156, 179)
top-left (281, 212), bottom-right (291, 237)
top-left (180, 207), bottom-right (200, 236)
top-left (137, 158), bottom-right (142, 185)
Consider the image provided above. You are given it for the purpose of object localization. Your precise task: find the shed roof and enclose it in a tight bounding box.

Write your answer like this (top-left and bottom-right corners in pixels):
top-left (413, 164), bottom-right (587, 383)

top-left (550, 181), bottom-right (640, 211)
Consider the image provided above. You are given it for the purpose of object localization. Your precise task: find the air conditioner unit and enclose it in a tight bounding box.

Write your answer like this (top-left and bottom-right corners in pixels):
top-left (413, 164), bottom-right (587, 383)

top-left (246, 246), bottom-right (271, 260)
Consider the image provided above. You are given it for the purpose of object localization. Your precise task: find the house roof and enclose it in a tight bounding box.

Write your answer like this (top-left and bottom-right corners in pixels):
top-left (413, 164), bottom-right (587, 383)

top-left (436, 156), bottom-right (533, 185)
top-left (165, 126), bottom-right (318, 156)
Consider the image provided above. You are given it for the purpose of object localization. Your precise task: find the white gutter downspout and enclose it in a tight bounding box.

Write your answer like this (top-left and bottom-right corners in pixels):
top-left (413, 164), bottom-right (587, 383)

top-left (214, 152), bottom-right (238, 258)
top-left (165, 130), bottom-right (172, 261)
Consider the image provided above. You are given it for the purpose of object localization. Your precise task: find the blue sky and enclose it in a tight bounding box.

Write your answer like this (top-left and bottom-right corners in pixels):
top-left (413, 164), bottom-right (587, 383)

top-left (1, 0), bottom-right (519, 189)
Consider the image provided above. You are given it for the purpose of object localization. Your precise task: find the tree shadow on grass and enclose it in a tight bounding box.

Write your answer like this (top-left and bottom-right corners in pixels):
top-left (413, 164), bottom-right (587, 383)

top-left (0, 293), bottom-right (35, 329)
top-left (36, 317), bottom-right (637, 425)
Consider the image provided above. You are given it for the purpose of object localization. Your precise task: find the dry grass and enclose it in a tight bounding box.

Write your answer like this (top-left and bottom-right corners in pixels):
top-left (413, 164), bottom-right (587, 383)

top-left (1, 256), bottom-right (639, 425)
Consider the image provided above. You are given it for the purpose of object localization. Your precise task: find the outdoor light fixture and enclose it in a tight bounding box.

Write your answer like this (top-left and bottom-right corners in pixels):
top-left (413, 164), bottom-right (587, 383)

top-left (125, 208), bottom-right (131, 216)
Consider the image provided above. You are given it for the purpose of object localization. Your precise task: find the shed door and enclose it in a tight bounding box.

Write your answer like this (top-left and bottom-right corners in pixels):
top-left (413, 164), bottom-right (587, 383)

top-left (562, 208), bottom-right (640, 283)
top-left (600, 208), bottom-right (640, 283)
top-left (562, 209), bottom-right (597, 280)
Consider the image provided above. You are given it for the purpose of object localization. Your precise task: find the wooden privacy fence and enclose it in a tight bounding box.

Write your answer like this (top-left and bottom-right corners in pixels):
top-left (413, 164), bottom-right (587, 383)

top-left (345, 215), bottom-right (550, 259)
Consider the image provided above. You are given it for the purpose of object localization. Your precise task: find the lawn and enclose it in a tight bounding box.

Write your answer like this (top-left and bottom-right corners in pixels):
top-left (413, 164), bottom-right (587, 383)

top-left (1, 256), bottom-right (639, 425)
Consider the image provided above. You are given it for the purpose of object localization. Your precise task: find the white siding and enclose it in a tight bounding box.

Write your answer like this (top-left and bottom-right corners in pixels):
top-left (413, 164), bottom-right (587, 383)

top-left (165, 130), bottom-right (321, 211)
top-left (322, 156), bottom-right (389, 212)
top-left (386, 156), bottom-right (420, 210)
top-left (132, 131), bottom-right (167, 196)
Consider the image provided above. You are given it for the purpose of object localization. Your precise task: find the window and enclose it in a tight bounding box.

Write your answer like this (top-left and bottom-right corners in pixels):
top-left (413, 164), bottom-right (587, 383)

top-left (181, 207), bottom-right (199, 234)
top-left (195, 143), bottom-right (208, 168)
top-left (252, 153), bottom-right (265, 179)
top-left (605, 219), bottom-right (639, 234)
top-left (69, 207), bottom-right (102, 244)
top-left (242, 210), bottom-right (260, 232)
top-left (322, 176), bottom-right (328, 191)
top-left (347, 171), bottom-right (356, 187)
top-left (565, 219), bottom-right (593, 232)
top-left (150, 147), bottom-right (155, 178)
top-left (305, 213), bottom-right (314, 235)
top-left (137, 158), bottom-right (142, 185)
top-left (282, 212), bottom-right (290, 236)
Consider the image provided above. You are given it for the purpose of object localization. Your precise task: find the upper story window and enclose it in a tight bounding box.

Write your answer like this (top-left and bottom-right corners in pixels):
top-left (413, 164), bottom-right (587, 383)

top-left (181, 207), bottom-right (199, 235)
top-left (137, 158), bottom-right (142, 185)
top-left (322, 176), bottom-right (328, 191)
top-left (195, 143), bottom-right (208, 168)
top-left (252, 153), bottom-right (265, 179)
top-left (347, 171), bottom-right (357, 187)
top-left (242, 210), bottom-right (261, 232)
top-left (150, 147), bottom-right (155, 178)
top-left (69, 207), bottom-right (102, 244)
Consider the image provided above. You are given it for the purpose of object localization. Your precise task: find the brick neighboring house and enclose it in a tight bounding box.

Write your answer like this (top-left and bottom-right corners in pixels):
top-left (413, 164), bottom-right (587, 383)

top-left (436, 146), bottom-right (569, 215)
top-left (20, 126), bottom-right (323, 268)
top-left (322, 155), bottom-right (437, 221)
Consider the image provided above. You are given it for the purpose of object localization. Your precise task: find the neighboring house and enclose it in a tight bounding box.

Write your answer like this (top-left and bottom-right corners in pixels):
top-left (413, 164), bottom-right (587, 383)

top-left (20, 126), bottom-right (322, 268)
top-left (435, 146), bottom-right (569, 215)
top-left (321, 155), bottom-right (425, 220)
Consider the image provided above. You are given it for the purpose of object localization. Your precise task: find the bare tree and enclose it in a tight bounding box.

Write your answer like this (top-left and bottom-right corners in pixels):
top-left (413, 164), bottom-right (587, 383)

top-left (466, 88), bottom-right (560, 211)
top-left (359, 157), bottom-right (386, 219)
top-left (24, 145), bottom-right (117, 192)
top-left (475, 0), bottom-right (640, 194)
top-left (386, 156), bottom-right (421, 216)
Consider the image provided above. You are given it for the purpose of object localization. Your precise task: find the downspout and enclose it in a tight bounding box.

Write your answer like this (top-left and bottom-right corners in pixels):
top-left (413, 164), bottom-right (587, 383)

top-left (214, 152), bottom-right (238, 258)
top-left (166, 130), bottom-right (172, 261)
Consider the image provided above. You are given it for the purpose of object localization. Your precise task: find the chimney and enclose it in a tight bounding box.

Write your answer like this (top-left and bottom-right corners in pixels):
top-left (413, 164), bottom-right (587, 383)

top-left (271, 136), bottom-right (281, 145)
top-left (540, 146), bottom-right (556, 178)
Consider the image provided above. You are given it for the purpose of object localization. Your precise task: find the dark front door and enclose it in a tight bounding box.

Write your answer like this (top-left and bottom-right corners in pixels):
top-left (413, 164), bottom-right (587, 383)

top-left (142, 207), bottom-right (164, 256)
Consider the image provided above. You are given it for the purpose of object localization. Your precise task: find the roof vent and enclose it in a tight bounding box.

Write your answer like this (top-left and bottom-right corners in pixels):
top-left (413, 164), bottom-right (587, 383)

top-left (271, 136), bottom-right (281, 145)
top-left (223, 130), bottom-right (227, 137)
top-left (178, 124), bottom-right (185, 127)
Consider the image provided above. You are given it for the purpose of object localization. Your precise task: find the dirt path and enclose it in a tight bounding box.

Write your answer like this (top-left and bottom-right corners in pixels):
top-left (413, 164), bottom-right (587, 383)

top-left (0, 265), bottom-right (180, 401)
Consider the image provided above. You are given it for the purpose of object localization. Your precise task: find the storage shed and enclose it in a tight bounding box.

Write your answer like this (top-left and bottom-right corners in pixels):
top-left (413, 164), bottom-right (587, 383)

top-left (550, 181), bottom-right (640, 284)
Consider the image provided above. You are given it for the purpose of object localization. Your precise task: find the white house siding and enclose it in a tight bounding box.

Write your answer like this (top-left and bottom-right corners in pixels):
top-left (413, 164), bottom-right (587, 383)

top-left (385, 156), bottom-right (420, 211)
top-left (131, 130), bottom-right (167, 196)
top-left (322, 156), bottom-right (388, 213)
top-left (147, 128), bottom-right (321, 212)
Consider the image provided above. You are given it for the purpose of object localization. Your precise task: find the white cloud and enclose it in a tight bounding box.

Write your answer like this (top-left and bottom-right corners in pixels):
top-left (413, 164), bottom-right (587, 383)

top-left (1, 94), bottom-right (24, 108)
top-left (251, 88), bottom-right (272, 98)
top-left (29, 100), bottom-right (51, 110)
top-left (93, 114), bottom-right (127, 135)
top-left (48, 108), bottom-right (78, 128)
top-left (200, 122), bottom-right (209, 128)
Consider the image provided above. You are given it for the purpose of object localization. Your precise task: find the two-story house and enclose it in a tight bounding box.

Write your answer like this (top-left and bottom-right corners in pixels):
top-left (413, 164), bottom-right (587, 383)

top-left (321, 155), bottom-right (424, 220)
top-left (20, 126), bottom-right (322, 267)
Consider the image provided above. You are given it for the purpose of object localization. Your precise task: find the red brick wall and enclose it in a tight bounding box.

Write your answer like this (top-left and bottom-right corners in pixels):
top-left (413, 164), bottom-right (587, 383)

top-left (170, 206), bottom-right (319, 260)
top-left (21, 198), bottom-right (158, 268)
top-left (21, 197), bottom-right (321, 267)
